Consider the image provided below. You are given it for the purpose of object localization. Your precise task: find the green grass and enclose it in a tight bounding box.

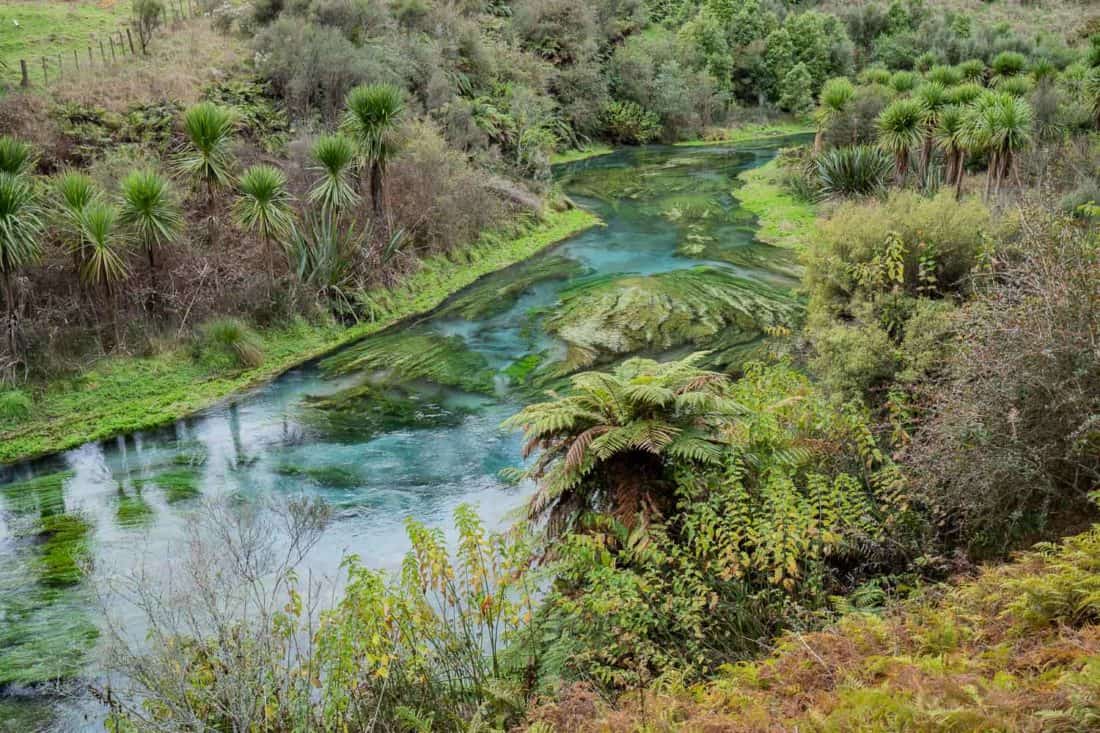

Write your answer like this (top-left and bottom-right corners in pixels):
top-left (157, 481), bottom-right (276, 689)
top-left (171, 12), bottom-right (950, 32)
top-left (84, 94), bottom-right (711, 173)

top-left (734, 158), bottom-right (817, 250)
top-left (0, 208), bottom-right (599, 465)
top-left (0, 1), bottom-right (133, 86)
top-left (550, 144), bottom-right (615, 165)
top-left (674, 120), bottom-right (814, 148)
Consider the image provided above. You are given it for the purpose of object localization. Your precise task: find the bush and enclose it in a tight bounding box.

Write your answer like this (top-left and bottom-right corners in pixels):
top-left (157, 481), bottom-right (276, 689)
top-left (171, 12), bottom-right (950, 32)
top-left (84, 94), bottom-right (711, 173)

top-left (904, 215), bottom-right (1100, 555)
top-left (0, 389), bottom-right (32, 421)
top-left (601, 100), bottom-right (661, 144)
top-left (816, 144), bottom-right (892, 197)
top-left (778, 62), bottom-right (814, 114)
top-left (194, 318), bottom-right (264, 370)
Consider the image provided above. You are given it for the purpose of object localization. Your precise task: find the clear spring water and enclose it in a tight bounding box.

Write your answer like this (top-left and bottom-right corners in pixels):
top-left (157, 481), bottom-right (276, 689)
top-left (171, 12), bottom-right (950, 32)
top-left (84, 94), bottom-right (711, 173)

top-left (0, 139), bottom-right (805, 730)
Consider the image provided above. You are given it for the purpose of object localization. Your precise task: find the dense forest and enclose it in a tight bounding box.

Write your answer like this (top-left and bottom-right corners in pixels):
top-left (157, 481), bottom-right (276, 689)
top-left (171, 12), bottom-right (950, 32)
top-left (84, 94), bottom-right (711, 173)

top-left (1, 0), bottom-right (1099, 730)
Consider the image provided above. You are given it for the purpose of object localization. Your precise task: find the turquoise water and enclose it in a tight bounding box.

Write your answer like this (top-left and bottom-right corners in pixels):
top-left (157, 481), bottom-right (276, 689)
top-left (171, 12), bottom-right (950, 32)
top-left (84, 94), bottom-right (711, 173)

top-left (0, 139), bottom-right (805, 730)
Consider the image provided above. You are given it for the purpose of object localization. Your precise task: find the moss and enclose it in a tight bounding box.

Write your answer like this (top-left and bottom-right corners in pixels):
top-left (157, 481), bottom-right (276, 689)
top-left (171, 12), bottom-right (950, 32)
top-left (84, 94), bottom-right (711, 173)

top-left (135, 468), bottom-right (201, 503)
top-left (273, 464), bottom-right (361, 488)
top-left (35, 513), bottom-right (91, 588)
top-left (301, 382), bottom-right (473, 442)
top-left (503, 354), bottom-right (544, 385)
top-left (322, 332), bottom-right (496, 394)
top-left (542, 266), bottom-right (803, 371)
top-left (0, 208), bottom-right (599, 465)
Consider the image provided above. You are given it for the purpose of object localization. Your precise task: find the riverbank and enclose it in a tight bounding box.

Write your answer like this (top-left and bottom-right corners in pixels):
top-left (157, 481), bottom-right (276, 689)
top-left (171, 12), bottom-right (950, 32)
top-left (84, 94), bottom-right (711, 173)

top-left (733, 158), bottom-right (817, 250)
top-left (0, 208), bottom-right (599, 465)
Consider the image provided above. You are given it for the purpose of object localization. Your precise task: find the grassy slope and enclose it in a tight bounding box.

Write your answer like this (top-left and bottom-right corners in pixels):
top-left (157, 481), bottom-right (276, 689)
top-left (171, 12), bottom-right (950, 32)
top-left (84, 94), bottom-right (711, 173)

top-left (0, 208), bottom-right (599, 464)
top-left (0, 0), bottom-right (133, 85)
top-left (674, 121), bottom-right (813, 148)
top-left (734, 158), bottom-right (817, 250)
top-left (531, 525), bottom-right (1100, 731)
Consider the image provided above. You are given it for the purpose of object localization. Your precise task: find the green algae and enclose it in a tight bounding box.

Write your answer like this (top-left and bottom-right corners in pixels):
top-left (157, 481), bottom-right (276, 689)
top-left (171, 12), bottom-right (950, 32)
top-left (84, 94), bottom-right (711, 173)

top-left (438, 255), bottom-right (587, 320)
top-left (273, 464), bottom-right (362, 488)
top-left (543, 266), bottom-right (803, 370)
top-left (135, 468), bottom-right (201, 503)
top-left (301, 382), bottom-right (474, 443)
top-left (321, 332), bottom-right (496, 394)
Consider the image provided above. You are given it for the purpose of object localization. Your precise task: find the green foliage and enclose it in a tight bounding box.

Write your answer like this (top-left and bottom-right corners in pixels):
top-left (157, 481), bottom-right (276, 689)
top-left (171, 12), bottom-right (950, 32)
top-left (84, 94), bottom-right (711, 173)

top-left (308, 133), bottom-right (359, 217)
top-left (0, 136), bottom-right (35, 176)
top-left (805, 191), bottom-right (996, 401)
top-left (342, 83), bottom-right (404, 169)
top-left (204, 77), bottom-right (290, 151)
top-left (0, 172), bottom-right (43, 277)
top-left (816, 144), bottom-right (892, 197)
top-left (133, 468), bottom-right (201, 503)
top-left (283, 215), bottom-right (359, 310)
top-left (876, 98), bottom-right (925, 177)
top-left (990, 50), bottom-right (1027, 78)
top-left (36, 513), bottom-right (92, 588)
top-left (600, 100), bottom-right (661, 144)
top-left (77, 202), bottom-right (129, 290)
top-left (176, 102), bottom-right (237, 196)
top-left (778, 62), bottom-right (814, 114)
top-left (524, 360), bottom-right (915, 688)
top-left (195, 318), bottom-right (265, 370)
top-left (118, 169), bottom-right (181, 269)
top-left (235, 164), bottom-right (295, 275)
top-left (0, 388), bottom-right (31, 420)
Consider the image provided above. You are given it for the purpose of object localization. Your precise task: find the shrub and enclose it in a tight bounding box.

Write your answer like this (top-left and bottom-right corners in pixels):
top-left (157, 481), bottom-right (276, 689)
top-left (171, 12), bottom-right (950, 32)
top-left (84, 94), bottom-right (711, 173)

top-left (816, 144), bottom-right (892, 197)
top-left (194, 318), bottom-right (264, 370)
top-left (904, 214), bottom-right (1100, 555)
top-left (601, 100), bottom-right (661, 144)
top-left (778, 62), bottom-right (814, 114)
top-left (990, 50), bottom-right (1027, 78)
top-left (0, 389), bottom-right (31, 421)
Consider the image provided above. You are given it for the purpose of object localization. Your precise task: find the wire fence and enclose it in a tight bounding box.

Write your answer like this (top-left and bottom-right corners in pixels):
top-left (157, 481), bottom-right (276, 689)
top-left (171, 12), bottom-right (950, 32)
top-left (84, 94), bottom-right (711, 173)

top-left (12, 0), bottom-right (199, 89)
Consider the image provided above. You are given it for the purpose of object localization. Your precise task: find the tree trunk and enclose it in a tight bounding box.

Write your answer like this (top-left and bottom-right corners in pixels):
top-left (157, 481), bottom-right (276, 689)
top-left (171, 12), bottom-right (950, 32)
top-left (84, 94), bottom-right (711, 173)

top-left (919, 134), bottom-right (933, 180)
top-left (895, 150), bottom-right (908, 185)
top-left (954, 152), bottom-right (965, 201)
top-left (370, 160), bottom-right (384, 223)
top-left (813, 128), bottom-right (824, 156)
top-left (1, 270), bottom-right (16, 379)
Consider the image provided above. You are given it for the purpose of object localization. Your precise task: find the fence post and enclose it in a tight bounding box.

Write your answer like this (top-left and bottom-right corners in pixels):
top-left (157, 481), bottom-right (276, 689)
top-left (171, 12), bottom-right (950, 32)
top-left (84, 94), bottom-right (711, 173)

top-left (73, 48), bottom-right (79, 71)
top-left (88, 46), bottom-right (94, 67)
top-left (57, 53), bottom-right (63, 78)
top-left (41, 56), bottom-right (48, 85)
top-left (126, 28), bottom-right (136, 55)
top-left (100, 39), bottom-right (107, 64)
top-left (109, 36), bottom-right (117, 62)
top-left (20, 59), bottom-right (29, 88)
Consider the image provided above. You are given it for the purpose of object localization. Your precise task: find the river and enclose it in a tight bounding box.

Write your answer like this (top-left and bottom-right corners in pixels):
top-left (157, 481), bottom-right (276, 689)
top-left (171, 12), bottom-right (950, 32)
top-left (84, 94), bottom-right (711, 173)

top-left (0, 139), bottom-right (805, 730)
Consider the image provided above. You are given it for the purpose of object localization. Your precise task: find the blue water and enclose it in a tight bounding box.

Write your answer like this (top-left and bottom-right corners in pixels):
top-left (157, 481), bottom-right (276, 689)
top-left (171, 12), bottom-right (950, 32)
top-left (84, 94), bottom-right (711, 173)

top-left (0, 139), bottom-right (806, 730)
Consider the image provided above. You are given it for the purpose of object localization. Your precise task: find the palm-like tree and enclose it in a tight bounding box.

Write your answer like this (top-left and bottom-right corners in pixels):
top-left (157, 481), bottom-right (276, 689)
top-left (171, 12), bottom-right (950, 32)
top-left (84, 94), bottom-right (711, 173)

top-left (234, 165), bottom-right (294, 280)
top-left (78, 202), bottom-right (129, 292)
top-left (0, 137), bottom-right (34, 176)
top-left (177, 102), bottom-right (237, 205)
top-left (54, 171), bottom-right (98, 269)
top-left (916, 81), bottom-right (950, 179)
top-left (0, 173), bottom-right (44, 371)
top-left (964, 92), bottom-right (1033, 198)
top-left (118, 169), bottom-right (181, 279)
top-left (342, 84), bottom-right (404, 224)
top-left (934, 105), bottom-right (968, 199)
top-left (877, 98), bottom-right (925, 183)
top-left (308, 134), bottom-right (359, 218)
top-left (814, 77), bottom-right (855, 153)
top-left (504, 354), bottom-right (740, 538)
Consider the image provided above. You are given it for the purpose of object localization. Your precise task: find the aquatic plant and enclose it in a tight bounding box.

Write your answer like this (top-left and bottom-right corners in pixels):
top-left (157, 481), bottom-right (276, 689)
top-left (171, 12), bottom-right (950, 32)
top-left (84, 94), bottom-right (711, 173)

top-left (542, 266), bottom-right (802, 371)
top-left (437, 255), bottom-right (586, 321)
top-left (322, 331), bottom-right (496, 394)
top-left (301, 381), bottom-right (474, 442)
top-left (36, 513), bottom-right (92, 588)
top-left (273, 463), bottom-right (362, 488)
top-left (134, 468), bottom-right (201, 503)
